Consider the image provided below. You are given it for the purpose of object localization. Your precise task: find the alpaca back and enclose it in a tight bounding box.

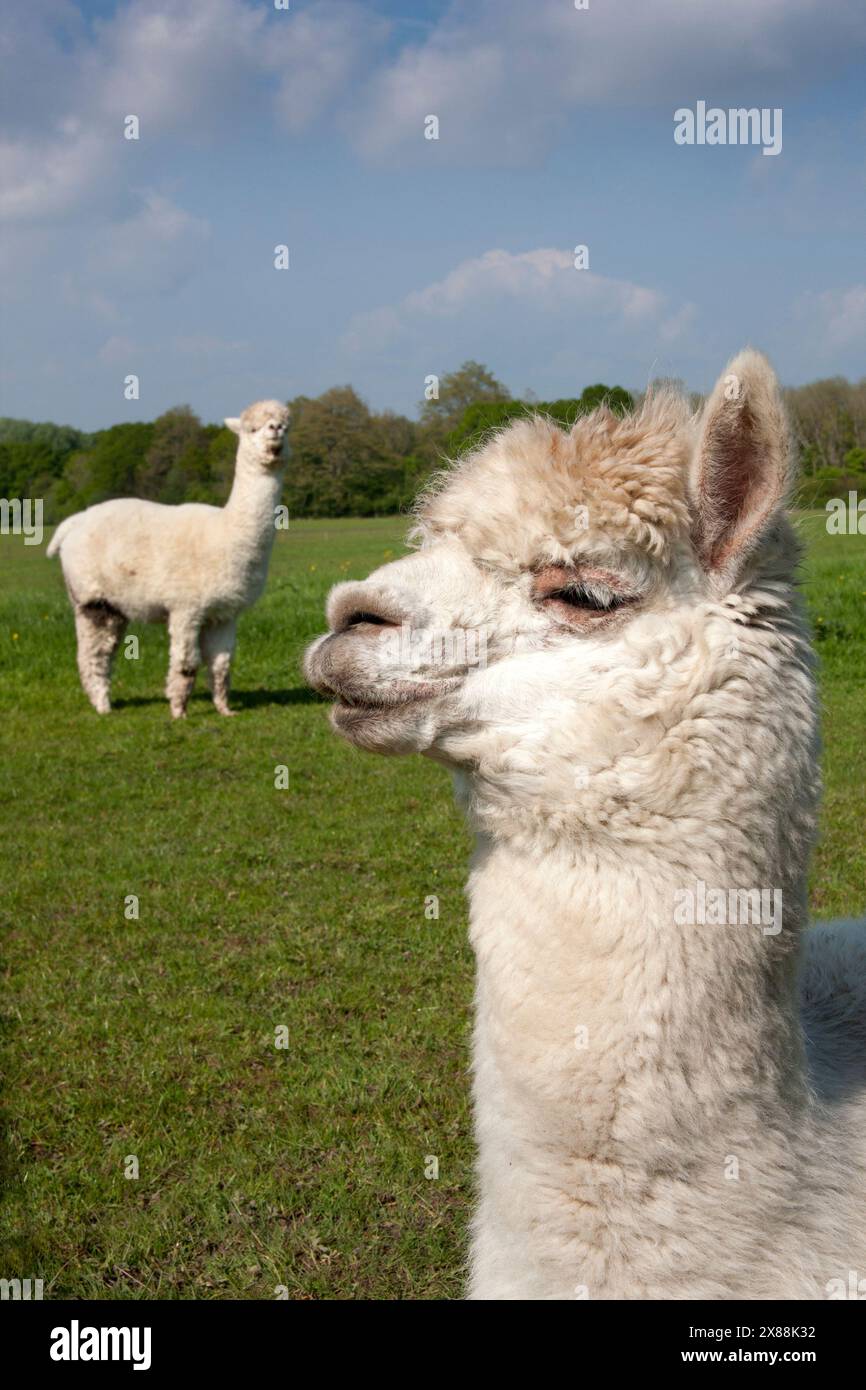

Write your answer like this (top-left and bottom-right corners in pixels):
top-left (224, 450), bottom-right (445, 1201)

top-left (51, 497), bottom-right (234, 621)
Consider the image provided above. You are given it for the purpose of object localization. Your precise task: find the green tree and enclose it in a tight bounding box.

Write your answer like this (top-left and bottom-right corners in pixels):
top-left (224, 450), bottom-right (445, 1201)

top-left (284, 386), bottom-right (419, 517)
top-left (419, 361), bottom-right (510, 455)
top-left (7, 370), bottom-right (864, 522)
top-left (59, 423), bottom-right (155, 514)
top-left (0, 419), bottom-right (90, 519)
top-left (785, 378), bottom-right (866, 473)
top-left (576, 384), bottom-right (634, 416)
top-left (137, 406), bottom-right (210, 504)
top-left (447, 384), bottom-right (634, 455)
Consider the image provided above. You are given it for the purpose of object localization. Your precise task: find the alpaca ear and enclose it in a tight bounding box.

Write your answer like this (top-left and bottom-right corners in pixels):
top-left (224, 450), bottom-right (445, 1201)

top-left (224, 417), bottom-right (242, 435)
top-left (690, 350), bottom-right (792, 581)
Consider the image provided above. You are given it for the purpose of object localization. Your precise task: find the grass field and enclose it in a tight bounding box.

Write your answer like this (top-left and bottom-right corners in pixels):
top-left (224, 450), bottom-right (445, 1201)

top-left (1, 511), bottom-right (864, 1300)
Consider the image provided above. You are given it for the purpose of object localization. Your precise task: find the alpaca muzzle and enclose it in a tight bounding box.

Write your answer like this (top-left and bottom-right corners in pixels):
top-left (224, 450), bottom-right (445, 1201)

top-left (303, 629), bottom-right (457, 710)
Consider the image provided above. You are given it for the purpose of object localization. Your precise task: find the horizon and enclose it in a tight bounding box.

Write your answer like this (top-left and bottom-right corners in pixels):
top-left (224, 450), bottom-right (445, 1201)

top-left (4, 362), bottom-right (866, 436)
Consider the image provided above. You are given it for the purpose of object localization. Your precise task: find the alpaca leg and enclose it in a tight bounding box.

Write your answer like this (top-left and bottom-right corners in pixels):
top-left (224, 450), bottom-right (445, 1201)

top-left (201, 619), bottom-right (237, 716)
top-left (166, 612), bottom-right (201, 718)
top-left (73, 602), bottom-right (127, 714)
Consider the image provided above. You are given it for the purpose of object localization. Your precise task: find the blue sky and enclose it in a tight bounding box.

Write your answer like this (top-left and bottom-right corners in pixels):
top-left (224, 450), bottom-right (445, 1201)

top-left (1, 0), bottom-right (865, 430)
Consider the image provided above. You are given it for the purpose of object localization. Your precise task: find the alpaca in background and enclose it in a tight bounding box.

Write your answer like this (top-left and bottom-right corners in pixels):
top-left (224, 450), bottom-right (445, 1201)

top-left (305, 351), bottom-right (866, 1299)
top-left (47, 400), bottom-right (289, 717)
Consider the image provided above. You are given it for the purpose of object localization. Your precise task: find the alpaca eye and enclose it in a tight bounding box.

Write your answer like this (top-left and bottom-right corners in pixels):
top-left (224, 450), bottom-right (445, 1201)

top-left (531, 566), bottom-right (638, 624)
top-left (549, 584), bottom-right (624, 612)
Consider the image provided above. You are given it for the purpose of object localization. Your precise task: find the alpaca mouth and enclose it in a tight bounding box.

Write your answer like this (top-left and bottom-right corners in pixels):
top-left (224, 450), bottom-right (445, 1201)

top-left (304, 632), bottom-right (463, 725)
top-left (331, 676), bottom-right (460, 720)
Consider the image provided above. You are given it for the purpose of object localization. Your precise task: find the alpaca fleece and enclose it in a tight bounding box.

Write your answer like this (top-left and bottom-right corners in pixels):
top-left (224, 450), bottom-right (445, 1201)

top-left (304, 351), bottom-right (866, 1300)
top-left (47, 400), bottom-right (289, 717)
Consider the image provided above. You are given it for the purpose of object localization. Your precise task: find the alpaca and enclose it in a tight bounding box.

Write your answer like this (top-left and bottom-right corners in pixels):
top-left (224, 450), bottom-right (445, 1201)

top-left (305, 350), bottom-right (866, 1300)
top-left (47, 400), bottom-right (289, 717)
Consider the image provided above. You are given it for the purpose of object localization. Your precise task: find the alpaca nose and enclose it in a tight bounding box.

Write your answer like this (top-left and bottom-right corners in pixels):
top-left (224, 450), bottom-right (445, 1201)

top-left (343, 608), bottom-right (397, 632)
top-left (327, 583), bottom-right (406, 635)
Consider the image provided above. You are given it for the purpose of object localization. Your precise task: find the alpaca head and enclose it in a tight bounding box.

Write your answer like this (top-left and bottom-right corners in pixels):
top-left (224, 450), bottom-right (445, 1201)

top-left (225, 399), bottom-right (290, 469)
top-left (305, 351), bottom-right (814, 835)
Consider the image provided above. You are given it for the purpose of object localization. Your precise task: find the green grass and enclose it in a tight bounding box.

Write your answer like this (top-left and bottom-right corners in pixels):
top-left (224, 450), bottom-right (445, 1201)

top-left (0, 512), bottom-right (863, 1300)
top-left (795, 512), bottom-right (866, 915)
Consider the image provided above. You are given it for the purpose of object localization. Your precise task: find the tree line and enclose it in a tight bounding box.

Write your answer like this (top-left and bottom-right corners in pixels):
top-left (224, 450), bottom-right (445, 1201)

top-left (1, 363), bottom-right (864, 522)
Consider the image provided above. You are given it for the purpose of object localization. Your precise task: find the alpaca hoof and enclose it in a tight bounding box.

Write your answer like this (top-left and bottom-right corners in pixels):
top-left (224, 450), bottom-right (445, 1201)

top-left (170, 707), bottom-right (187, 720)
top-left (215, 706), bottom-right (235, 717)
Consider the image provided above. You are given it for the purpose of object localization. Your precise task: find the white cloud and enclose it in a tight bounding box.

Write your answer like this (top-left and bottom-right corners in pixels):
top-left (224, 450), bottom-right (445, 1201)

top-left (0, 0), bottom-right (388, 222)
top-left (342, 247), bottom-right (674, 354)
top-left (61, 283), bottom-right (121, 325)
top-left (350, 0), bottom-right (866, 163)
top-left (0, 124), bottom-right (109, 221)
top-left (798, 285), bottom-right (866, 350)
top-left (336, 246), bottom-right (701, 407)
top-left (658, 301), bottom-right (698, 344)
top-left (4, 0), bottom-right (865, 225)
top-left (97, 335), bottom-right (139, 365)
top-left (86, 193), bottom-right (211, 297)
top-left (269, 4), bottom-right (388, 134)
top-left (88, 0), bottom-right (268, 137)
top-left (348, 41), bottom-right (511, 161)
top-left (0, 1), bottom-right (85, 137)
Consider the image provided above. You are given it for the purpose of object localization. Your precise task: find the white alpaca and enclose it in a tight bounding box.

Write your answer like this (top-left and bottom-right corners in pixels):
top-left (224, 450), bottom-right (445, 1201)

top-left (47, 400), bottom-right (289, 717)
top-left (305, 351), bottom-right (866, 1299)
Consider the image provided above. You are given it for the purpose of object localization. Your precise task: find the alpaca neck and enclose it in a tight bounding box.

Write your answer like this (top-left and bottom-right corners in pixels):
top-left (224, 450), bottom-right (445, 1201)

top-left (467, 812), bottom-right (814, 1297)
top-left (224, 453), bottom-right (284, 554)
top-left (469, 829), bottom-right (809, 1169)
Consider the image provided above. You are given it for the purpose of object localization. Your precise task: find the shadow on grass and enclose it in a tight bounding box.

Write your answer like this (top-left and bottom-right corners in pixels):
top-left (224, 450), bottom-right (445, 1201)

top-left (233, 686), bottom-right (323, 709)
top-left (111, 686), bottom-right (324, 712)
